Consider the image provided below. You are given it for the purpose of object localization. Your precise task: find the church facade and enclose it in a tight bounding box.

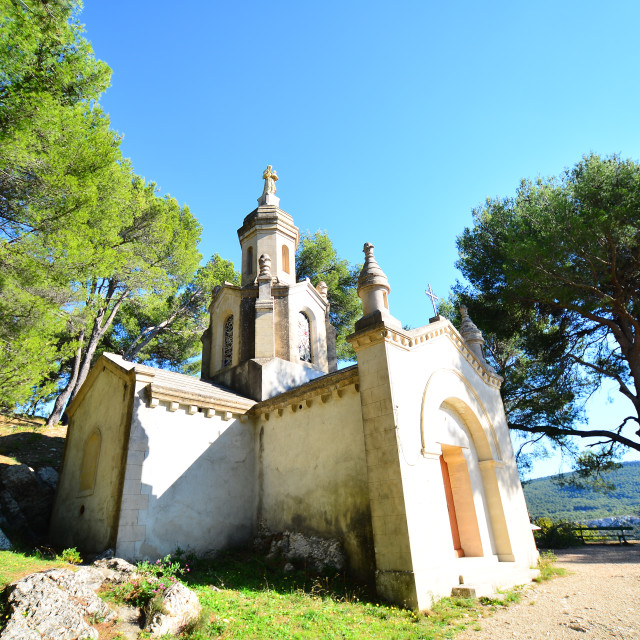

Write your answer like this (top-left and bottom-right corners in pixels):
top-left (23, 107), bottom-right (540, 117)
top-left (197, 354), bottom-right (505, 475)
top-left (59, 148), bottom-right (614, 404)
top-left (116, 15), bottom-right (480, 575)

top-left (50, 170), bottom-right (538, 609)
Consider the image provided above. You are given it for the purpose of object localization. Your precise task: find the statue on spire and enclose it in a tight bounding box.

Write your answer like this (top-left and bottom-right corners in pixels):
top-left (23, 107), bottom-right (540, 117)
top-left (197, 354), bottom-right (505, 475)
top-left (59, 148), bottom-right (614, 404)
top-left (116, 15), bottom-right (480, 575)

top-left (261, 165), bottom-right (278, 196)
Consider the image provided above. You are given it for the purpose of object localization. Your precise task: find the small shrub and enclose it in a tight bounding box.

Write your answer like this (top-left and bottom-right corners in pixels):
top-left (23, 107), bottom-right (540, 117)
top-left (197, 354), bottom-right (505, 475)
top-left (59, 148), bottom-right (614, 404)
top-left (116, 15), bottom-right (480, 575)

top-left (535, 550), bottom-right (568, 582)
top-left (103, 552), bottom-right (189, 610)
top-left (59, 548), bottom-right (82, 564)
top-left (533, 517), bottom-right (583, 548)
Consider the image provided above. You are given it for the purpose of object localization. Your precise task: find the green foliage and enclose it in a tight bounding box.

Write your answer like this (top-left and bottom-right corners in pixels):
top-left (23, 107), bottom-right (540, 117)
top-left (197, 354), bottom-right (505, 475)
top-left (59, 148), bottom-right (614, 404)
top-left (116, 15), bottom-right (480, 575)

top-left (556, 449), bottom-right (622, 493)
top-left (455, 153), bottom-right (640, 470)
top-left (532, 518), bottom-right (583, 549)
top-left (58, 547), bottom-right (81, 565)
top-left (523, 460), bottom-right (640, 521)
top-left (296, 231), bottom-right (361, 361)
top-left (0, 0), bottom-right (210, 420)
top-left (104, 552), bottom-right (190, 610)
top-left (0, 0), bottom-right (124, 411)
top-left (534, 551), bottom-right (567, 581)
top-left (103, 254), bottom-right (238, 373)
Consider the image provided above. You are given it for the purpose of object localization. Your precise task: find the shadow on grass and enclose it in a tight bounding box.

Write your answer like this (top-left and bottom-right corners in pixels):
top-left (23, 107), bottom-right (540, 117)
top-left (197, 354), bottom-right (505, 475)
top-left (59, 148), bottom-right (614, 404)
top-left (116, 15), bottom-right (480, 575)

top-left (0, 431), bottom-right (66, 470)
top-left (180, 550), bottom-right (378, 604)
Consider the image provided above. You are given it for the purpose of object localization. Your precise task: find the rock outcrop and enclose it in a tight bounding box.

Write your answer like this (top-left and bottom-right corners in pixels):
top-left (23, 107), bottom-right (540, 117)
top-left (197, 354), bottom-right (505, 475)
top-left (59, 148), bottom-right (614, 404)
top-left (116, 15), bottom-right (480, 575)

top-left (0, 568), bottom-right (116, 640)
top-left (145, 582), bottom-right (202, 637)
top-left (0, 464), bottom-right (58, 542)
top-left (256, 528), bottom-right (346, 573)
top-left (0, 558), bottom-right (203, 640)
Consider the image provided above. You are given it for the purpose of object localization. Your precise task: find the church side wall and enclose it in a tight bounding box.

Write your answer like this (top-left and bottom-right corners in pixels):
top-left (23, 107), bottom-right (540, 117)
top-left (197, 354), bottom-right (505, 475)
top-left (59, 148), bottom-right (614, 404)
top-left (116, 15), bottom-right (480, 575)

top-left (50, 367), bottom-right (133, 553)
top-left (256, 384), bottom-right (375, 581)
top-left (115, 383), bottom-right (255, 560)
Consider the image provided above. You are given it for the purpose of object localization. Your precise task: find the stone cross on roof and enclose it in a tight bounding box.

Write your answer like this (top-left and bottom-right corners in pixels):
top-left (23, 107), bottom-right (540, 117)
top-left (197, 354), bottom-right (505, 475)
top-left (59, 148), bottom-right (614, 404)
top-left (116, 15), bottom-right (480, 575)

top-left (425, 283), bottom-right (439, 316)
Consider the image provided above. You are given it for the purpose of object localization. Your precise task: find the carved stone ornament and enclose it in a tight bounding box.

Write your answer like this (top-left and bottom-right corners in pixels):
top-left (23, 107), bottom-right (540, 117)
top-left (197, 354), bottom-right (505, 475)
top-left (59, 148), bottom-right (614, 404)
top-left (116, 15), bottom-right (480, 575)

top-left (258, 253), bottom-right (272, 279)
top-left (316, 281), bottom-right (329, 301)
top-left (459, 305), bottom-right (493, 370)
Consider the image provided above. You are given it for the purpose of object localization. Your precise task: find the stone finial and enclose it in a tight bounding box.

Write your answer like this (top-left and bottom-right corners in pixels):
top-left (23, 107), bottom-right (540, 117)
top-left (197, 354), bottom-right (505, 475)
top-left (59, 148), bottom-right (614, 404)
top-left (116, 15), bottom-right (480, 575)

top-left (258, 253), bottom-right (272, 279)
top-left (459, 305), bottom-right (490, 367)
top-left (355, 242), bottom-right (400, 330)
top-left (357, 243), bottom-right (391, 293)
top-left (316, 281), bottom-right (329, 302)
top-left (258, 165), bottom-right (280, 206)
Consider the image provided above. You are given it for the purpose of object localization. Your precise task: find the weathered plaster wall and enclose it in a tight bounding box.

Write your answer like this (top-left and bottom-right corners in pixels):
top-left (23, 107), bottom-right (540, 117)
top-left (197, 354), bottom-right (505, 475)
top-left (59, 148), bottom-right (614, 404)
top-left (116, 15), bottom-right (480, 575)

top-left (50, 365), bottom-right (133, 553)
top-left (255, 379), bottom-right (375, 580)
top-left (115, 384), bottom-right (255, 560)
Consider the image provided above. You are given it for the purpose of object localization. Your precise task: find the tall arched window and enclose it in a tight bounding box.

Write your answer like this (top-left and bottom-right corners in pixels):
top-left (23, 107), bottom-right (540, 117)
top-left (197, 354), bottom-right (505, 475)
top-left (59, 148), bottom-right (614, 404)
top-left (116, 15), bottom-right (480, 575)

top-left (282, 245), bottom-right (290, 274)
top-left (298, 312), bottom-right (312, 362)
top-left (79, 429), bottom-right (101, 495)
top-left (245, 246), bottom-right (254, 276)
top-left (223, 315), bottom-right (233, 368)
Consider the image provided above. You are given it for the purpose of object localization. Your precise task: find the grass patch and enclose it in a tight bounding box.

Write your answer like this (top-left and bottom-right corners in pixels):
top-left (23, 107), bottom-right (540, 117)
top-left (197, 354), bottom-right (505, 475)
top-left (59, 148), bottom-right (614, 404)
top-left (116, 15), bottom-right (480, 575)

top-left (0, 549), bottom-right (69, 591)
top-left (534, 551), bottom-right (568, 582)
top-left (163, 551), bottom-right (491, 640)
top-left (1, 545), bottom-right (531, 639)
top-left (0, 415), bottom-right (66, 471)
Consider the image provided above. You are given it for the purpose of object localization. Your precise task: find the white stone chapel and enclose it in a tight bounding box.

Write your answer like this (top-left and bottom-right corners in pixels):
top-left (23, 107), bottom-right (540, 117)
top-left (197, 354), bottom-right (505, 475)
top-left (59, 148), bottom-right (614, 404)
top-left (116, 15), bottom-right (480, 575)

top-left (50, 168), bottom-right (539, 609)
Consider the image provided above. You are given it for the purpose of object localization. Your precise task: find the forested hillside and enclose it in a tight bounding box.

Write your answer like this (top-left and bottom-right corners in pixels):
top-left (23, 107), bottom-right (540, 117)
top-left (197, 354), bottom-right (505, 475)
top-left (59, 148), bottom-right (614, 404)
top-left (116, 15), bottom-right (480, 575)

top-left (523, 461), bottom-right (640, 521)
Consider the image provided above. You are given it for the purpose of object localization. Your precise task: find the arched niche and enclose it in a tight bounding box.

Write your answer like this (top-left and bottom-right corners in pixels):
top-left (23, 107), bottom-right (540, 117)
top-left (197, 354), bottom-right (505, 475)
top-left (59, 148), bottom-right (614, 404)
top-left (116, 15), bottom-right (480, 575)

top-left (420, 369), bottom-right (514, 560)
top-left (282, 245), bottom-right (290, 274)
top-left (245, 246), bottom-right (254, 276)
top-left (79, 429), bottom-right (101, 496)
top-left (420, 369), bottom-right (501, 462)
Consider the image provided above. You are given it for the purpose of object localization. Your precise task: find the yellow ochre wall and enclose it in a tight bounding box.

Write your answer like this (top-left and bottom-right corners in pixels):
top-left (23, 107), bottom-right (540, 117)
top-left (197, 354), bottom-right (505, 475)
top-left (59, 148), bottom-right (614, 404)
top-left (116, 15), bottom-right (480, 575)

top-left (49, 364), bottom-right (133, 553)
top-left (255, 382), bottom-right (375, 580)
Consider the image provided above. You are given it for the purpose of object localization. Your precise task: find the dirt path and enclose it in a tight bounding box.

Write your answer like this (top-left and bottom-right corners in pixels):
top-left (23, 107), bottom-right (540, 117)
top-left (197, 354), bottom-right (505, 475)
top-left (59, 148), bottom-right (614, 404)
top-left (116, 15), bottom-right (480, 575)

top-left (457, 545), bottom-right (640, 640)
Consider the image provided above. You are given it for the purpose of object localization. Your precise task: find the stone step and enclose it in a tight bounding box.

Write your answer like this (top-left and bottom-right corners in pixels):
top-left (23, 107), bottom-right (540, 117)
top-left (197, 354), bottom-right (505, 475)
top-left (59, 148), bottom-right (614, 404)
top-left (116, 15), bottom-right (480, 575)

top-left (451, 565), bottom-right (540, 599)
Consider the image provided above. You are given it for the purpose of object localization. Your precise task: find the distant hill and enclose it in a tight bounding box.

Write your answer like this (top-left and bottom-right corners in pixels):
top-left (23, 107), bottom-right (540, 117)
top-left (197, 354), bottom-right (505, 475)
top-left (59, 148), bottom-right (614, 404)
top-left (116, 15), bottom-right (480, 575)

top-left (522, 460), bottom-right (640, 522)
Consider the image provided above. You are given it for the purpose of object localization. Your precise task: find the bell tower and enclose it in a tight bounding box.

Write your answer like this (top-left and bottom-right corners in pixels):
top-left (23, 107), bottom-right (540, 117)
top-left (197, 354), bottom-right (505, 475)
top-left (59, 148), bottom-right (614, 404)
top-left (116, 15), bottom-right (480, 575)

top-left (201, 167), bottom-right (337, 401)
top-left (237, 165), bottom-right (298, 287)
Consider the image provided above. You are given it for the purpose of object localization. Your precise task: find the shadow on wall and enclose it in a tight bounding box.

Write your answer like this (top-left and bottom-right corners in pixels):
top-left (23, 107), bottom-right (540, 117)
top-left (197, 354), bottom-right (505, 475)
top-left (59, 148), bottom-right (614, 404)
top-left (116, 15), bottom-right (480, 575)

top-left (124, 409), bottom-right (256, 560)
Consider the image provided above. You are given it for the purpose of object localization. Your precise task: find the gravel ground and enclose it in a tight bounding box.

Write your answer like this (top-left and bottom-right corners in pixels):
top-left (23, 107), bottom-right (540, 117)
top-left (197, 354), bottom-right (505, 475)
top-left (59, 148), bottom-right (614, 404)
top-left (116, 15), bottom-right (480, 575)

top-left (457, 545), bottom-right (640, 640)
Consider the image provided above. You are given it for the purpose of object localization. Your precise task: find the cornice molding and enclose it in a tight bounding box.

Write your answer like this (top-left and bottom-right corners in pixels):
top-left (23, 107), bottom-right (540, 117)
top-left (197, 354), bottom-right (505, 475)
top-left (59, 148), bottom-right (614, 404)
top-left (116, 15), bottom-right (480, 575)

top-left (348, 319), bottom-right (503, 389)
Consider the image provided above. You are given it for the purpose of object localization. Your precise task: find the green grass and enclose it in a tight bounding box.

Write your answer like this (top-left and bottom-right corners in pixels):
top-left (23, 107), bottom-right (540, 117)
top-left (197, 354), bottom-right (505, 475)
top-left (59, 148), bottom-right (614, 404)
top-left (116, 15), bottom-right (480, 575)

top-left (0, 549), bottom-right (69, 591)
top-left (164, 552), bottom-right (497, 640)
top-left (2, 547), bottom-right (556, 639)
top-left (534, 551), bottom-right (568, 582)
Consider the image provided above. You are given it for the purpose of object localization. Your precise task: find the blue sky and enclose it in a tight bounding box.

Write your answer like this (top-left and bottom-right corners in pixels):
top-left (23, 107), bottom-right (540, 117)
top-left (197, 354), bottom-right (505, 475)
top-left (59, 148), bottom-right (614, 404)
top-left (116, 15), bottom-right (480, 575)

top-left (79, 1), bottom-right (640, 476)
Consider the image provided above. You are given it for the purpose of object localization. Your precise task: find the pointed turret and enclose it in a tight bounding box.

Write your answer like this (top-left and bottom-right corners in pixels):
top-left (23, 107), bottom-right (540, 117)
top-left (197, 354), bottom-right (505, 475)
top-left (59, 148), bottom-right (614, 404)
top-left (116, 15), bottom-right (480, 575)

top-left (459, 305), bottom-right (493, 370)
top-left (355, 243), bottom-right (401, 330)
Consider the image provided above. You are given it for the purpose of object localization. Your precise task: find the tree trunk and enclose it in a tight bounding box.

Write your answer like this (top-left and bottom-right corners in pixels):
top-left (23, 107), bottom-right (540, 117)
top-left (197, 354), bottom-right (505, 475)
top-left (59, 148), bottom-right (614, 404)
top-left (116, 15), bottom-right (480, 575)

top-left (46, 282), bottom-right (128, 425)
top-left (68, 290), bottom-right (129, 403)
top-left (45, 330), bottom-right (84, 427)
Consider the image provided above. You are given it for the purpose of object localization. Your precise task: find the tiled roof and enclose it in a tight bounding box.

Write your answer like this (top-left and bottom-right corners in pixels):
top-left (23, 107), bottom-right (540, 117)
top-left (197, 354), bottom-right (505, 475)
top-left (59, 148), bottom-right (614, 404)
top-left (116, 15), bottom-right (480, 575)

top-left (103, 353), bottom-right (255, 410)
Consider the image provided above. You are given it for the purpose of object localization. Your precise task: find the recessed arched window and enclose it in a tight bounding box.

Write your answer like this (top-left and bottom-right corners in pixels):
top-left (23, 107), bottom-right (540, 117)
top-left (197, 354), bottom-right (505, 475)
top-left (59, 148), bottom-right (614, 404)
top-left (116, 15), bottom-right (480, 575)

top-left (79, 429), bottom-right (101, 495)
top-left (298, 312), bottom-right (312, 363)
top-left (245, 246), bottom-right (254, 276)
top-left (223, 315), bottom-right (233, 368)
top-left (282, 245), bottom-right (290, 274)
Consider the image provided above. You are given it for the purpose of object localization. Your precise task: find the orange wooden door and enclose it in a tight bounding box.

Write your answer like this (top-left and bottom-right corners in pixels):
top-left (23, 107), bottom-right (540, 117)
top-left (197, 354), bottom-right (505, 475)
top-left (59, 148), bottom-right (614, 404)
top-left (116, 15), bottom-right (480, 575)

top-left (440, 454), bottom-right (465, 557)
